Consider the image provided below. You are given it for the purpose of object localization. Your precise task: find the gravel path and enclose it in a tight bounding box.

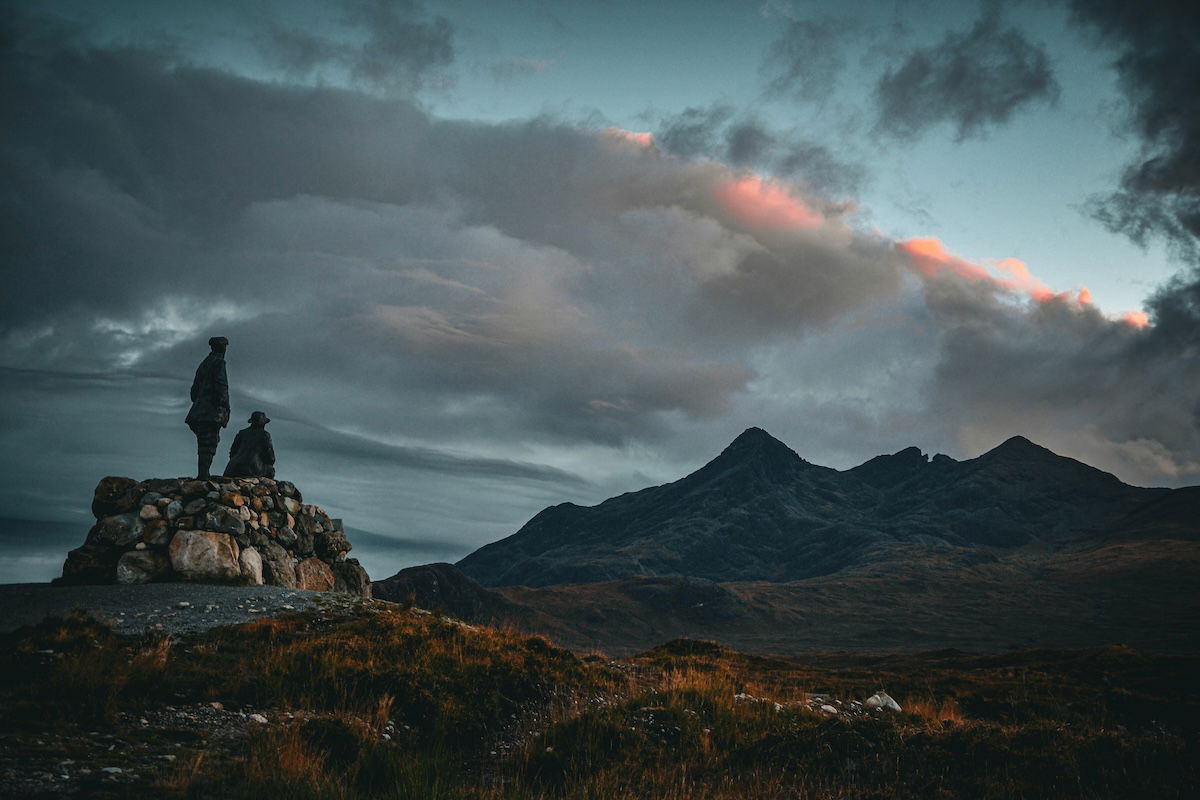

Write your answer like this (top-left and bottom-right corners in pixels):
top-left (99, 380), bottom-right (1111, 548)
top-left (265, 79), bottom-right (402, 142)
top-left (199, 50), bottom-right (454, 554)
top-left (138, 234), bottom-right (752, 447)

top-left (0, 582), bottom-right (389, 636)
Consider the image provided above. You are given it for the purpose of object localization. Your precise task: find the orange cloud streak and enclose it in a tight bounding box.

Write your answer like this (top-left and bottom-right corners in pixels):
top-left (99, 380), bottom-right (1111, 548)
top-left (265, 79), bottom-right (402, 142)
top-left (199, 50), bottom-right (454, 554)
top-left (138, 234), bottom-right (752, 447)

top-left (1121, 311), bottom-right (1150, 328)
top-left (899, 237), bottom-right (1148, 325)
top-left (715, 175), bottom-right (823, 231)
top-left (602, 127), bottom-right (654, 147)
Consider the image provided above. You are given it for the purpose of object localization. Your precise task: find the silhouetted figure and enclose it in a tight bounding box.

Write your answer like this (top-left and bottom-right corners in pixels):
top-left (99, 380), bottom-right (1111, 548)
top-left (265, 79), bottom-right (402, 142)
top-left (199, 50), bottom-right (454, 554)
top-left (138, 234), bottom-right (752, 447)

top-left (185, 336), bottom-right (230, 478)
top-left (223, 411), bottom-right (276, 478)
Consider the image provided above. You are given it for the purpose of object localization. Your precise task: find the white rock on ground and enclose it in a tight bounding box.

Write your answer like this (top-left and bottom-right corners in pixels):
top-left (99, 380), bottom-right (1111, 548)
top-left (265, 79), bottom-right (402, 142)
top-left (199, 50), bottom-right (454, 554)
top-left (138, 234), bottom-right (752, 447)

top-left (865, 692), bottom-right (902, 712)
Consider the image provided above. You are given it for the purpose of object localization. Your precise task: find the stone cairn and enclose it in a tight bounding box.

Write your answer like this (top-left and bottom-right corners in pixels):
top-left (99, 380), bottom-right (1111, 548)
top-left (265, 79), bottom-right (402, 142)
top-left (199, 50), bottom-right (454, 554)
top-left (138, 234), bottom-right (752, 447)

top-left (55, 476), bottom-right (370, 597)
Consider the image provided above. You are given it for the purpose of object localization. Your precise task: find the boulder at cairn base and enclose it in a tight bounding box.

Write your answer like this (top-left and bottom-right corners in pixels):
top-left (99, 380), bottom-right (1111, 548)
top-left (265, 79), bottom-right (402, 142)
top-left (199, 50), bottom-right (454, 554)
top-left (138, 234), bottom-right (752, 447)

top-left (296, 557), bottom-right (334, 591)
top-left (239, 546), bottom-right (264, 585)
top-left (117, 550), bottom-right (170, 584)
top-left (54, 476), bottom-right (371, 595)
top-left (170, 531), bottom-right (241, 582)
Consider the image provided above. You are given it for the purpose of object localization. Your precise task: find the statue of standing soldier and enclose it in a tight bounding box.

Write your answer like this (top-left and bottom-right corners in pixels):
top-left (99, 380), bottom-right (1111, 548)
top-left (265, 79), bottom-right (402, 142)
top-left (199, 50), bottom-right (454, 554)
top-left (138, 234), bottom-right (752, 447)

top-left (186, 336), bottom-right (230, 478)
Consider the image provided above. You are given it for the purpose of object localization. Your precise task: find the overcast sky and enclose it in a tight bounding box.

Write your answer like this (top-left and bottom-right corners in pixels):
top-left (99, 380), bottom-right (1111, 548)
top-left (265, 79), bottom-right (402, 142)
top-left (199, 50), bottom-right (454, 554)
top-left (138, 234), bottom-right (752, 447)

top-left (2, 0), bottom-right (1197, 583)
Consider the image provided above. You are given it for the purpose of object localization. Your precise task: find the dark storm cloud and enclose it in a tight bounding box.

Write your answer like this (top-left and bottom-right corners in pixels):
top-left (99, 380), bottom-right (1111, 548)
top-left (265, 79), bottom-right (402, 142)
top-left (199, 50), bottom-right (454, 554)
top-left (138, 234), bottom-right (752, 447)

top-left (655, 107), bottom-right (864, 196)
top-left (761, 18), bottom-right (850, 104)
top-left (896, 239), bottom-right (1200, 485)
top-left (1044, 0), bottom-right (1200, 472)
top-left (873, 9), bottom-right (1059, 141)
top-left (930, 290), bottom-right (1200, 484)
top-left (656, 104), bottom-right (734, 158)
top-left (0, 7), bottom-right (907, 460)
top-left (257, 0), bottom-right (452, 88)
top-left (1063, 0), bottom-right (1200, 264)
top-left (724, 120), bottom-right (775, 165)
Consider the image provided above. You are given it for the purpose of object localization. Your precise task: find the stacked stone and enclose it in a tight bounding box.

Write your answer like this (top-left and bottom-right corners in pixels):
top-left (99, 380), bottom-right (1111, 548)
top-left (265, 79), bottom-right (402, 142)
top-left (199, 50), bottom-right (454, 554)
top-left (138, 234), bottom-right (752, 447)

top-left (56, 476), bottom-right (370, 597)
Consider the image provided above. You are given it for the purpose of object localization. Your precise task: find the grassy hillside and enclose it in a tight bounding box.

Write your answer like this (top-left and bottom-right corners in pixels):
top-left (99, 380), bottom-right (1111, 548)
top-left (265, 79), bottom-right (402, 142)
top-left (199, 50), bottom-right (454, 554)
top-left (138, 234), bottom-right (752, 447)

top-left (1, 605), bottom-right (1197, 798)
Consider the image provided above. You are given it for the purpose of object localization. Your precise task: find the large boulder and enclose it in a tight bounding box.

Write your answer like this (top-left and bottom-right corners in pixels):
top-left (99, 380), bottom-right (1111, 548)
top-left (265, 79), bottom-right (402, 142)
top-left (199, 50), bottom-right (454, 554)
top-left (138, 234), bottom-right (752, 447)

top-left (169, 531), bottom-right (241, 582)
top-left (58, 543), bottom-right (121, 585)
top-left (296, 557), bottom-right (334, 591)
top-left (116, 550), bottom-right (171, 584)
top-left (92, 513), bottom-right (143, 548)
top-left (332, 559), bottom-right (371, 598)
top-left (259, 539), bottom-right (298, 588)
top-left (91, 477), bottom-right (144, 518)
top-left (239, 546), bottom-right (264, 585)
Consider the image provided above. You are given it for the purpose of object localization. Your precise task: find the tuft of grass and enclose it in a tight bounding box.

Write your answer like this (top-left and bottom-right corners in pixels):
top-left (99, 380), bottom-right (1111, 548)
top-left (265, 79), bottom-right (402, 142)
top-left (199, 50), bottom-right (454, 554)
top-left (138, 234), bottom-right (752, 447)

top-left (903, 696), bottom-right (967, 727)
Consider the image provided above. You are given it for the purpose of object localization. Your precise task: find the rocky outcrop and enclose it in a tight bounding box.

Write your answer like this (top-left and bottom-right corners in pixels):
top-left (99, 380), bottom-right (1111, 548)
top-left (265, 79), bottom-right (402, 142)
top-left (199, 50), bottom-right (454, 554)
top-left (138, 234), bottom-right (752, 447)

top-left (56, 476), bottom-right (370, 597)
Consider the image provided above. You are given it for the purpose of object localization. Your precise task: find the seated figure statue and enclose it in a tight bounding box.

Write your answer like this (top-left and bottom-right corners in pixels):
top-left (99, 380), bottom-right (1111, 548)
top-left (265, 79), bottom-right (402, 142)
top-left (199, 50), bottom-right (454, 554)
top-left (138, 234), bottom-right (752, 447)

top-left (223, 411), bottom-right (276, 478)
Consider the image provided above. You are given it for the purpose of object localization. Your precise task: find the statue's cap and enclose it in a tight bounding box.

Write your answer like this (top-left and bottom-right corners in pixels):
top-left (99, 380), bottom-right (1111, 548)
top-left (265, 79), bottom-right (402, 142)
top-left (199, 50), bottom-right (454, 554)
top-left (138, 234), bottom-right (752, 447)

top-left (248, 411), bottom-right (270, 425)
top-left (208, 336), bottom-right (229, 348)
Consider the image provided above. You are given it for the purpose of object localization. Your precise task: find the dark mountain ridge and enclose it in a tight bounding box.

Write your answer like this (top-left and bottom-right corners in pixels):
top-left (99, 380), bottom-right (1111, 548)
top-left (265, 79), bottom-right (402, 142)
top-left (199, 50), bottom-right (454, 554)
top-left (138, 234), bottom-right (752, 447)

top-left (456, 428), bottom-right (1171, 588)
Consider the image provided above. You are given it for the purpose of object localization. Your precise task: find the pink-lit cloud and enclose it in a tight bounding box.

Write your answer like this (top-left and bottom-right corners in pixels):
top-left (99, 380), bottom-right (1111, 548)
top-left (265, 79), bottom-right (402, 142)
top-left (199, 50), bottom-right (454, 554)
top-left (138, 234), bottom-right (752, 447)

top-left (602, 127), bottom-right (655, 148)
top-left (899, 237), bottom-right (1147, 325)
top-left (714, 174), bottom-right (823, 231)
top-left (1120, 310), bottom-right (1150, 328)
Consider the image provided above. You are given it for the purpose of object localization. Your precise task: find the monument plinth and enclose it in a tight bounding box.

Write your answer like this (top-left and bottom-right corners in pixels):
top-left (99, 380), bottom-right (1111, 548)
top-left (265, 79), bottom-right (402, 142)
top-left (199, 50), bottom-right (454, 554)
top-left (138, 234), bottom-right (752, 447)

top-left (55, 476), bottom-right (370, 597)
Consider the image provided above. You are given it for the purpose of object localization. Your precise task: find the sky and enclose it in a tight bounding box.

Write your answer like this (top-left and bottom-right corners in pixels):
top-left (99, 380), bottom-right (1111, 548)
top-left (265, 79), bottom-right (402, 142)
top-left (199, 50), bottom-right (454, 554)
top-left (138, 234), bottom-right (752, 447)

top-left (1, 0), bottom-right (1198, 583)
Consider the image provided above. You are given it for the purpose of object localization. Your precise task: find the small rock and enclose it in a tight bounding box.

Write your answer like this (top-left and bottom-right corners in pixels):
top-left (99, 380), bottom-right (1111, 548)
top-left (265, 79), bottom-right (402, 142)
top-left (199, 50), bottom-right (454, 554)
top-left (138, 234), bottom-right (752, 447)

top-left (249, 713), bottom-right (268, 724)
top-left (139, 504), bottom-right (161, 521)
top-left (177, 601), bottom-right (191, 609)
top-left (821, 704), bottom-right (839, 715)
top-left (210, 702), bottom-right (224, 710)
top-left (101, 767), bottom-right (123, 774)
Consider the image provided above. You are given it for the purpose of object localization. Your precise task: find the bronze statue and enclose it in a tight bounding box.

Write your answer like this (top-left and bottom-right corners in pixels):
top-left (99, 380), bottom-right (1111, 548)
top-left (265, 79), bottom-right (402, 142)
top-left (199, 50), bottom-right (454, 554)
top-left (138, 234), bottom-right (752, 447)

top-left (185, 336), bottom-right (230, 478)
top-left (223, 411), bottom-right (276, 478)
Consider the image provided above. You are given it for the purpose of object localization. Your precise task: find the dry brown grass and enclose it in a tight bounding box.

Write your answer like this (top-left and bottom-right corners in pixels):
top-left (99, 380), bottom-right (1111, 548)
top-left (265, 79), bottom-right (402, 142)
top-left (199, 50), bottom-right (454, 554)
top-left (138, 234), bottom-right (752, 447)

top-left (2, 614), bottom-right (1198, 799)
top-left (903, 696), bottom-right (967, 727)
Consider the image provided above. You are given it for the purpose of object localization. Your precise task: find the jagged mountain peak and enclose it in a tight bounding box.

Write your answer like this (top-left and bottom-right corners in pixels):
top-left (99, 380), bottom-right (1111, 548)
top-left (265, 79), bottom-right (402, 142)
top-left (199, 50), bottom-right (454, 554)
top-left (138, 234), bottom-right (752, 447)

top-left (696, 427), bottom-right (808, 477)
top-left (978, 435), bottom-right (1064, 463)
top-left (728, 426), bottom-right (788, 447)
top-left (725, 426), bottom-right (796, 451)
top-left (848, 445), bottom-right (931, 487)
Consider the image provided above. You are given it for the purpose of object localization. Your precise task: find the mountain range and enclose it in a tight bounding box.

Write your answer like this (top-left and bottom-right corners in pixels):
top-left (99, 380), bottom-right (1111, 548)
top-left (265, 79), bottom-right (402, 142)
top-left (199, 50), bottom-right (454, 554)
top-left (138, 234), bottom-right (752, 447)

top-left (375, 429), bottom-right (1199, 654)
top-left (455, 428), bottom-right (1170, 586)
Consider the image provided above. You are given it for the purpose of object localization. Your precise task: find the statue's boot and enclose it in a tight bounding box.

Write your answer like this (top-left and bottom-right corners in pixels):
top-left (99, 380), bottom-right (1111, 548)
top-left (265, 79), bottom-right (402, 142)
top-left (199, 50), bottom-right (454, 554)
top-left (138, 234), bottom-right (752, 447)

top-left (198, 453), bottom-right (213, 479)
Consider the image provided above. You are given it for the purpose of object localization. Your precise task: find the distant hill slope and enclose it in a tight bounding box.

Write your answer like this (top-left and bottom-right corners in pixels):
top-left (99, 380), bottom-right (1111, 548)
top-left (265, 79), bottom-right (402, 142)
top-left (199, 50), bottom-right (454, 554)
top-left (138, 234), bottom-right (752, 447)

top-left (456, 428), bottom-right (1168, 587)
